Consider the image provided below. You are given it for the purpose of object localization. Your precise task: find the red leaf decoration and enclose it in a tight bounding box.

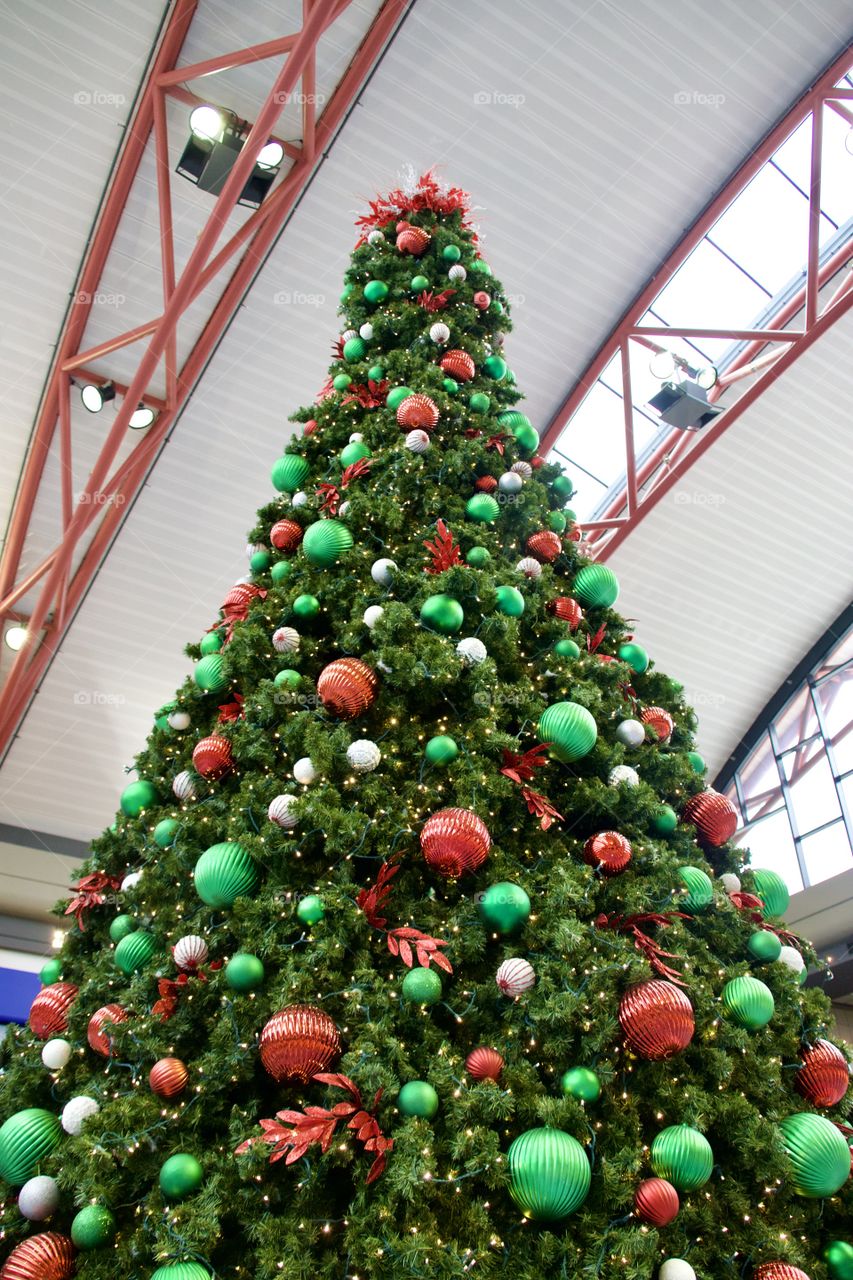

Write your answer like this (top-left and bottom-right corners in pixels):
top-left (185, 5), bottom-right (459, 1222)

top-left (500, 743), bottom-right (551, 785)
top-left (417, 288), bottom-right (457, 312)
top-left (423, 519), bottom-right (462, 574)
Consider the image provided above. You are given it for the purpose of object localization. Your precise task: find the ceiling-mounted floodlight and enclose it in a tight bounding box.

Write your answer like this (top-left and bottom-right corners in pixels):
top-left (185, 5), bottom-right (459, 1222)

top-left (189, 104), bottom-right (227, 142)
top-left (129, 404), bottom-right (156, 430)
top-left (4, 624), bottom-right (27, 652)
top-left (81, 381), bottom-right (116, 413)
top-left (649, 350), bottom-right (676, 380)
top-left (695, 365), bottom-right (718, 390)
top-left (648, 379), bottom-right (722, 431)
top-left (177, 107), bottom-right (284, 209)
top-left (256, 140), bottom-right (284, 170)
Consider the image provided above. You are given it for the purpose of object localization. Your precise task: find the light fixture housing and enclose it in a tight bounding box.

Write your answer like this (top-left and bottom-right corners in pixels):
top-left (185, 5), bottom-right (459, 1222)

top-left (81, 382), bottom-right (115, 413)
top-left (129, 404), bottom-right (156, 430)
top-left (189, 104), bottom-right (227, 142)
top-left (648, 350), bottom-right (676, 380)
top-left (4, 623), bottom-right (27, 652)
top-left (256, 140), bottom-right (284, 170)
top-left (695, 365), bottom-right (718, 390)
top-left (648, 380), bottom-right (722, 431)
top-left (177, 109), bottom-right (283, 209)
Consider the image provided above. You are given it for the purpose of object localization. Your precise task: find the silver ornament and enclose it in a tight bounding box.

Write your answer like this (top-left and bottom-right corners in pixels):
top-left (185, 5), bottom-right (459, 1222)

top-left (615, 719), bottom-right (645, 748)
top-left (61, 1095), bottom-right (99, 1135)
top-left (608, 765), bottom-right (639, 787)
top-left (359, 322), bottom-right (374, 340)
top-left (346, 740), bottom-right (381, 773)
top-left (293, 757), bottom-right (317, 785)
top-left (363, 605), bottom-right (384, 630)
top-left (457, 636), bottom-right (487, 666)
top-left (172, 770), bottom-right (197, 802)
top-left (371, 558), bottom-right (396, 586)
top-left (498, 471), bottom-right (522, 494)
top-left (18, 1176), bottom-right (60, 1221)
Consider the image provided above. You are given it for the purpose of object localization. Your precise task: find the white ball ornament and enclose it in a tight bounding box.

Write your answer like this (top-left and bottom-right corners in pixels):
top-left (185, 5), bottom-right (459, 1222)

top-left (347, 740), bottom-right (381, 773)
top-left (660, 1262), bottom-right (696, 1280)
top-left (61, 1096), bottom-right (99, 1136)
top-left (341, 329), bottom-right (357, 343)
top-left (18, 1176), bottom-right (60, 1221)
top-left (121, 870), bottom-right (143, 892)
top-left (516, 557), bottom-right (541, 578)
top-left (167, 710), bottom-right (191, 731)
top-left (498, 471), bottom-right (522, 494)
top-left (273, 626), bottom-right (300, 653)
top-left (615, 719), bottom-right (645, 748)
top-left (720, 872), bottom-right (741, 894)
top-left (268, 794), bottom-right (299, 829)
top-left (173, 934), bottom-right (208, 971)
top-left (609, 764), bottom-right (640, 787)
top-left (172, 770), bottom-right (197, 802)
top-left (778, 945), bottom-right (805, 975)
top-left (496, 957), bottom-right (536, 997)
top-left (448, 264), bottom-right (467, 282)
top-left (291, 490), bottom-right (309, 508)
top-left (510, 460), bottom-right (532, 479)
top-left (371, 558), bottom-right (397, 586)
top-left (429, 321), bottom-right (450, 344)
top-left (349, 432), bottom-right (364, 443)
top-left (363, 604), bottom-right (384, 630)
top-left (457, 636), bottom-right (487, 666)
top-left (338, 500), bottom-right (351, 516)
top-left (359, 322), bottom-right (374, 340)
top-left (293, 757), bottom-right (317, 785)
top-left (41, 1038), bottom-right (72, 1071)
top-left (367, 229), bottom-right (384, 246)
top-left (405, 429), bottom-right (430, 453)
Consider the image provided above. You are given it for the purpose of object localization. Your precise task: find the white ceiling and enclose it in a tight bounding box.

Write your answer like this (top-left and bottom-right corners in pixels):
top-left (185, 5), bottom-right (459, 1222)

top-left (0, 0), bottom-right (852, 871)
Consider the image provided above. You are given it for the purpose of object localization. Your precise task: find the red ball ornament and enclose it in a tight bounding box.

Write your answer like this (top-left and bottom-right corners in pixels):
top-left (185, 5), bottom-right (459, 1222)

top-left (618, 980), bottom-right (695, 1060)
top-left (87, 1004), bottom-right (129, 1056)
top-left (303, 418), bottom-right (318, 436)
top-left (640, 706), bottom-right (674, 743)
top-left (794, 1039), bottom-right (849, 1107)
top-left (259, 1005), bottom-right (341, 1083)
top-left (420, 807), bottom-right (491, 877)
top-left (0, 1233), bottom-right (75, 1280)
top-left (473, 291), bottom-right (491, 310)
top-left (149, 1057), bottom-right (190, 1098)
top-left (475, 475), bottom-right (498, 493)
top-left (440, 350), bottom-right (475, 381)
top-left (396, 225), bottom-right (430, 255)
top-left (583, 831), bottom-right (632, 876)
top-left (526, 530), bottom-right (562, 563)
top-left (317, 657), bottom-right (379, 720)
top-left (634, 1177), bottom-right (679, 1226)
top-left (753, 1267), bottom-right (811, 1280)
top-left (465, 1047), bottom-right (504, 1082)
top-left (548, 596), bottom-right (583, 630)
top-left (29, 982), bottom-right (78, 1040)
top-left (531, 455), bottom-right (544, 469)
top-left (270, 519), bottom-right (303, 552)
top-left (682, 790), bottom-right (738, 847)
top-left (192, 734), bottom-right (233, 780)
top-left (221, 583), bottom-right (257, 612)
top-left (396, 393), bottom-right (439, 431)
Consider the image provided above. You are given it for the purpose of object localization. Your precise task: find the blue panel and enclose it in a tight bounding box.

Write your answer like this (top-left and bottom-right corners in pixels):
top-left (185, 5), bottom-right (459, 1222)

top-left (0, 967), bottom-right (41, 1024)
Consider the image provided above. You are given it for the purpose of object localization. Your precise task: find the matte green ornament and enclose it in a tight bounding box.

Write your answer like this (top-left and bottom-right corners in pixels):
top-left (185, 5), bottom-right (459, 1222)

top-left (225, 952), bottom-right (265, 992)
top-left (120, 779), bottom-right (158, 817)
top-left (270, 561), bottom-right (292, 585)
top-left (478, 882), bottom-right (530, 933)
top-left (343, 337), bottom-right (365, 361)
top-left (442, 377), bottom-right (459, 394)
top-left (398, 1081), bottom-right (439, 1118)
top-left (507, 1127), bottom-right (591, 1221)
top-left (687, 750), bottom-right (706, 774)
top-left (495, 585), bottom-right (525, 617)
top-left (538, 701), bottom-right (597, 763)
top-left (554, 638), bottom-right (580, 658)
top-left (293, 593), bottom-right (320, 618)
top-left (297, 894), bottom-right (325, 925)
top-left (573, 563), bottom-right (619, 608)
top-left (677, 865), bottom-right (713, 911)
top-left (780, 1112), bottom-right (851, 1198)
top-left (199, 630), bottom-right (224, 655)
top-left (270, 453), bottom-right (310, 493)
top-left (401, 967), bottom-right (442, 1004)
top-left (442, 244), bottom-right (461, 262)
top-left (564, 508), bottom-right (577, 524)
top-left (302, 519), bottom-right (353, 567)
top-left (71, 1205), bottom-right (115, 1249)
top-left (618, 642), bottom-right (649, 673)
top-left (109, 915), bottom-right (135, 944)
top-left (410, 275), bottom-right (429, 291)
top-left (650, 1124), bottom-right (713, 1191)
top-left (159, 1153), bottom-right (203, 1201)
top-left (465, 494), bottom-right (500, 523)
top-left (652, 804), bottom-right (678, 835)
top-left (552, 474), bottom-right (574, 502)
top-left (386, 386), bottom-right (412, 410)
top-left (154, 712), bottom-right (172, 733)
top-left (39, 958), bottom-right (63, 985)
top-left (0, 1109), bottom-right (62, 1186)
top-left (249, 550), bottom-right (271, 574)
top-left (194, 653), bottom-right (228, 694)
top-left (425, 735), bottom-right (458, 765)
top-left (363, 279), bottom-right (388, 303)
top-left (825, 1241), bottom-right (853, 1280)
top-left (466, 545), bottom-right (491, 566)
top-left (340, 440), bottom-right (371, 467)
top-left (469, 392), bottom-right (490, 413)
top-left (548, 510), bottom-right (567, 533)
top-left (748, 930), bottom-right (782, 962)
top-left (194, 842), bottom-right (258, 909)
top-left (560, 1067), bottom-right (601, 1103)
top-left (114, 930), bottom-right (157, 974)
top-left (154, 818), bottom-right (180, 848)
top-left (367, 364), bottom-right (384, 381)
top-left (471, 258), bottom-right (491, 274)
top-left (751, 867), bottom-right (790, 918)
top-left (496, 411), bottom-right (530, 430)
top-left (340, 283), bottom-right (353, 301)
top-left (151, 1266), bottom-right (211, 1280)
top-left (274, 668), bottom-right (301, 689)
top-left (420, 594), bottom-right (464, 634)
top-left (333, 373), bottom-right (352, 391)
top-left (490, 300), bottom-right (504, 315)
top-left (722, 974), bottom-right (774, 1029)
top-left (483, 355), bottom-right (507, 380)
top-left (513, 423), bottom-right (539, 452)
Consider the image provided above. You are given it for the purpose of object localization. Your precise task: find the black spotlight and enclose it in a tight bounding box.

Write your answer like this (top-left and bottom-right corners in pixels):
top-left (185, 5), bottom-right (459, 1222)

top-left (81, 381), bottom-right (116, 413)
top-left (648, 380), bottom-right (722, 431)
top-left (177, 106), bottom-right (283, 209)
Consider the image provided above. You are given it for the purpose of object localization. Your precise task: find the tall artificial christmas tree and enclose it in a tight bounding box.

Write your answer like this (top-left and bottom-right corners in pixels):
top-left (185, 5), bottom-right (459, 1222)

top-left (1, 174), bottom-right (850, 1280)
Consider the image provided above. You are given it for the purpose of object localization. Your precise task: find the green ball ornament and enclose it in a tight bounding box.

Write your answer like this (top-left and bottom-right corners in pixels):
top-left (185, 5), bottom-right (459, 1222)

top-left (425, 735), bottom-right (458, 765)
top-left (469, 392), bottom-right (490, 414)
top-left (159, 1153), bottom-right (203, 1201)
top-left (687, 750), bottom-right (706, 774)
top-left (120, 779), bottom-right (158, 817)
top-left (471, 258), bottom-right (491, 275)
top-left (677, 865), bottom-right (713, 911)
top-left (780, 1112), bottom-right (851, 1198)
top-left (199, 630), bottom-right (223, 655)
top-left (548, 510), bottom-right (567, 533)
top-left (302, 519), bottom-right (353, 567)
top-left (154, 710), bottom-right (172, 733)
top-left (194, 653), bottom-right (228, 694)
top-left (398, 1081), bottom-right (439, 1118)
top-left (483, 355), bottom-right (507, 380)
top-left (401, 967), bottom-right (442, 1005)
top-left (250, 550), bottom-right (271, 574)
top-left (652, 804), bottom-right (678, 835)
top-left (292, 593), bottom-right (320, 619)
top-left (225, 952), bottom-right (265, 993)
top-left (538, 701), bottom-right (597, 763)
top-left (270, 453), bottom-right (310, 493)
top-left (343, 337), bottom-right (365, 361)
top-left (442, 377), bottom-right (459, 394)
top-left (507, 1127), bottom-right (591, 1221)
top-left (420, 594), bottom-right (464, 634)
top-left (825, 1241), bottom-right (853, 1280)
top-left (490, 300), bottom-right (504, 315)
top-left (114, 929), bottom-right (157, 974)
top-left (109, 915), bottom-right (135, 944)
top-left (465, 494), bottom-right (500, 523)
top-left (651, 1124), bottom-right (713, 1191)
top-left (748, 930), bottom-right (782, 962)
top-left (332, 373), bottom-right (351, 391)
top-left (478, 882), bottom-right (530, 934)
top-left (194, 842), bottom-right (258, 909)
top-left (564, 508), bottom-right (577, 524)
top-left (274, 668), bottom-right (301, 689)
top-left (496, 410), bottom-right (530, 430)
top-left (367, 363), bottom-right (384, 381)
top-left (71, 1205), bottom-right (115, 1249)
top-left (270, 560), bottom-right (292, 586)
top-left (466, 545), bottom-right (491, 566)
top-left (39, 958), bottom-right (63, 985)
top-left (442, 244), bottom-right (461, 262)
top-left (363, 279), bottom-right (388, 303)
top-left (751, 867), bottom-right (790, 918)
top-left (618, 642), bottom-right (649, 673)
top-left (340, 283), bottom-right (353, 301)
top-left (560, 1067), bottom-right (600, 1103)
top-left (722, 974), bottom-right (774, 1029)
top-left (151, 1266), bottom-right (211, 1280)
top-left (410, 275), bottom-right (429, 291)
top-left (297, 894), bottom-right (325, 925)
top-left (554, 637), bottom-right (581, 658)
top-left (573, 563), bottom-right (619, 608)
top-left (386, 386), bottom-right (412, 410)
top-left (495, 585), bottom-right (524, 617)
top-left (551, 474), bottom-right (574, 502)
top-left (153, 817), bottom-right (180, 848)
top-left (513, 423), bottom-right (539, 453)
top-left (340, 440), bottom-right (371, 467)
top-left (0, 1109), bottom-right (61, 1185)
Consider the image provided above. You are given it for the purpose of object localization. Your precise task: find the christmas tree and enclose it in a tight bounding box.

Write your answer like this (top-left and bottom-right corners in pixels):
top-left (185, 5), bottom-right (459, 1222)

top-left (1, 173), bottom-right (851, 1280)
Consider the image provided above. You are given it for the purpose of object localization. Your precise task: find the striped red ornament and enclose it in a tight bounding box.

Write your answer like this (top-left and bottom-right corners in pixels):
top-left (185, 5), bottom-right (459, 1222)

top-left (87, 1004), bottom-right (129, 1056)
top-left (439, 350), bottom-right (475, 381)
top-left (640, 706), bottom-right (674, 742)
top-left (29, 983), bottom-right (78, 1040)
top-left (396, 225), bottom-right (430, 255)
top-left (270, 519), bottom-right (303, 552)
top-left (548, 597), bottom-right (584, 630)
top-left (192, 734), bottom-right (233, 780)
top-left (526, 530), bottom-right (562, 563)
top-left (794, 1039), bottom-right (849, 1107)
top-left (396, 394), bottom-right (439, 430)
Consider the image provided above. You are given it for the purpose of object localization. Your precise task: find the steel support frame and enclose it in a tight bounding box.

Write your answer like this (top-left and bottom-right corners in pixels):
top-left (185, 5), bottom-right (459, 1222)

top-left (0, 0), bottom-right (411, 758)
top-left (539, 45), bottom-right (853, 561)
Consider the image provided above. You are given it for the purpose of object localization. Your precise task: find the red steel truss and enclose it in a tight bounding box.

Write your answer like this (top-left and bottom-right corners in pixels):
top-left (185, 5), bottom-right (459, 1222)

top-left (0, 0), bottom-right (411, 757)
top-left (539, 45), bottom-right (853, 562)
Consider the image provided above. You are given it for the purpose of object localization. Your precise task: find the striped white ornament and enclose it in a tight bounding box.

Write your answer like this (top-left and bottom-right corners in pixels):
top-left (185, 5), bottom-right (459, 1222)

top-left (516, 557), bottom-right (541, 578)
top-left (273, 626), bottom-right (300, 653)
top-left (172, 770), bottom-right (197, 801)
top-left (174, 935), bottom-right (208, 971)
top-left (268, 794), bottom-right (298, 829)
top-left (496, 957), bottom-right (536, 997)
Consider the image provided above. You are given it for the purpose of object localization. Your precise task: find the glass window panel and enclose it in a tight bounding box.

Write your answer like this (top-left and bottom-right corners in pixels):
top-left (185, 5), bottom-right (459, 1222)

top-left (724, 781), bottom-right (744, 826)
top-left (644, 239), bottom-right (769, 337)
top-left (738, 734), bottom-right (784, 821)
top-left (782, 738), bottom-right (841, 834)
top-left (815, 630), bottom-right (853, 678)
top-left (710, 164), bottom-right (810, 297)
top-left (800, 820), bottom-right (853, 886)
top-left (774, 684), bottom-right (818, 752)
top-left (735, 808), bottom-right (803, 894)
top-left (815, 665), bottom-right (853, 775)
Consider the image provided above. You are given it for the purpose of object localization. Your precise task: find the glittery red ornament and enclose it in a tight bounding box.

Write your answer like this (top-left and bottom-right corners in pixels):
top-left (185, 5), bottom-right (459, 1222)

top-left (0, 1233), bottom-right (75, 1280)
top-left (753, 1267), bottom-right (811, 1280)
top-left (794, 1039), bottom-right (849, 1107)
top-left (192, 734), bottom-right (233, 780)
top-left (583, 831), bottom-right (632, 876)
top-left (440, 350), bottom-right (475, 381)
top-left (640, 706), bottom-right (674, 742)
top-left (618, 981), bottom-right (695, 1060)
top-left (149, 1056), bottom-right (190, 1098)
top-left (396, 393), bottom-right (439, 430)
top-left (270, 519), bottom-right (303, 552)
top-left (259, 1005), bottom-right (341, 1083)
top-left (465, 1047), bottom-right (504, 1081)
top-left (531, 455), bottom-right (544, 469)
top-left (317, 657), bottom-right (378, 719)
top-left (526, 530), bottom-right (562, 563)
top-left (396, 226), bottom-right (430, 255)
top-left (420, 807), bottom-right (490, 877)
top-left (548, 596), bottom-right (583, 630)
top-left (475, 475), bottom-right (498, 493)
top-left (29, 982), bottom-right (78, 1040)
top-left (473, 291), bottom-right (491, 310)
top-left (87, 1003), bottom-right (129, 1056)
top-left (682, 790), bottom-right (738, 847)
top-left (633, 1177), bottom-right (679, 1226)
